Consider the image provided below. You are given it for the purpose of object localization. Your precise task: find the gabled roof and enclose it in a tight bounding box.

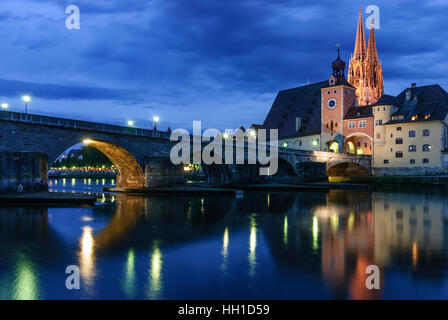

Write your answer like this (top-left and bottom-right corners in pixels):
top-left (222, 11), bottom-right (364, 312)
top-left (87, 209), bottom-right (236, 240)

top-left (387, 84), bottom-right (448, 124)
top-left (262, 80), bottom-right (328, 139)
top-left (374, 94), bottom-right (398, 106)
top-left (344, 105), bottom-right (373, 119)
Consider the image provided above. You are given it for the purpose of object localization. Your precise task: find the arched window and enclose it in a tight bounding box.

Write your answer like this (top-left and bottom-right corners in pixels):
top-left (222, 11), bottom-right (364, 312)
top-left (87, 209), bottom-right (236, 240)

top-left (422, 144), bottom-right (431, 152)
top-left (395, 151), bottom-right (403, 158)
top-left (423, 129), bottom-right (430, 136)
top-left (409, 130), bottom-right (415, 137)
top-left (408, 145), bottom-right (417, 152)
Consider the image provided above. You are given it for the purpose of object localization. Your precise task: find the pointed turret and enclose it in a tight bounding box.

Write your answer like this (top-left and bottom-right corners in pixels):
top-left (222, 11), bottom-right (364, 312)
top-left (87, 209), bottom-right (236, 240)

top-left (353, 9), bottom-right (366, 60)
top-left (366, 19), bottom-right (379, 63)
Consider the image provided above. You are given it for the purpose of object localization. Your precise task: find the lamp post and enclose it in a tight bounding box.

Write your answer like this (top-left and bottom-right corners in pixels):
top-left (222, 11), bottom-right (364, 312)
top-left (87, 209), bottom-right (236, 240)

top-left (1, 103), bottom-right (8, 110)
top-left (22, 95), bottom-right (31, 114)
top-left (127, 120), bottom-right (134, 127)
top-left (153, 116), bottom-right (159, 130)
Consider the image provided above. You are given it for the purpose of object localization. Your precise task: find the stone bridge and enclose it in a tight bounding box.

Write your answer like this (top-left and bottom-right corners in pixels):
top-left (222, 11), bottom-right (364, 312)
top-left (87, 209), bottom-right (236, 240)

top-left (0, 111), bottom-right (371, 191)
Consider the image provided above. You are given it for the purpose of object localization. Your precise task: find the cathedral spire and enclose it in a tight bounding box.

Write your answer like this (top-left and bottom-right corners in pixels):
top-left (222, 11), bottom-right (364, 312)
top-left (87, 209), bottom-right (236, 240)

top-left (353, 9), bottom-right (366, 60)
top-left (366, 19), bottom-right (379, 62)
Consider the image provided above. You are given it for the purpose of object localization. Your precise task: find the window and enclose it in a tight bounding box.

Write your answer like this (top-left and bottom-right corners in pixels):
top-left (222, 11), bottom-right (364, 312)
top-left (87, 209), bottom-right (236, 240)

top-left (299, 140), bottom-right (302, 146)
top-left (375, 119), bottom-right (383, 126)
top-left (396, 138), bottom-right (403, 144)
top-left (334, 90), bottom-right (337, 93)
top-left (408, 145), bottom-right (417, 152)
top-left (395, 151), bottom-right (403, 158)
top-left (397, 127), bottom-right (402, 131)
top-left (348, 121), bottom-right (356, 129)
top-left (358, 120), bottom-right (367, 128)
top-left (376, 132), bottom-right (381, 139)
top-left (409, 130), bottom-right (415, 137)
top-left (327, 91), bottom-right (330, 94)
top-left (383, 159), bottom-right (389, 164)
top-left (423, 158), bottom-right (429, 164)
top-left (423, 129), bottom-right (430, 136)
top-left (364, 143), bottom-right (367, 148)
top-left (410, 159), bottom-right (415, 164)
top-left (390, 133), bottom-right (393, 138)
top-left (422, 144), bottom-right (431, 152)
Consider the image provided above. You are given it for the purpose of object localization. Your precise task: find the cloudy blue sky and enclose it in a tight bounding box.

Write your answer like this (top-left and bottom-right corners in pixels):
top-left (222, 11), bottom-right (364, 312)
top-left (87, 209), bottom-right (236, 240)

top-left (0, 0), bottom-right (447, 131)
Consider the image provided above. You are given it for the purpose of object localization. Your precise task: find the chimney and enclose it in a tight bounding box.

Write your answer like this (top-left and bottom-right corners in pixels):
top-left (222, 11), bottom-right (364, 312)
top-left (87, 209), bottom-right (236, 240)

top-left (411, 83), bottom-right (417, 88)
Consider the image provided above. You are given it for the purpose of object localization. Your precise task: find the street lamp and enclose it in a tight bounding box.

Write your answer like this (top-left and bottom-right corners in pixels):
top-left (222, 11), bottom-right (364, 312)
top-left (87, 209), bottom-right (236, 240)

top-left (153, 116), bottom-right (159, 130)
top-left (1, 103), bottom-right (8, 110)
top-left (127, 120), bottom-right (134, 127)
top-left (22, 95), bottom-right (31, 114)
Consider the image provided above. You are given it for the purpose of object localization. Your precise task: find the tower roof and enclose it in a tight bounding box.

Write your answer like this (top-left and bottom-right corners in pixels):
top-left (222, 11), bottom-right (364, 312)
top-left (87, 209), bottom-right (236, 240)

top-left (366, 20), bottom-right (379, 62)
top-left (353, 9), bottom-right (367, 60)
top-left (332, 47), bottom-right (346, 71)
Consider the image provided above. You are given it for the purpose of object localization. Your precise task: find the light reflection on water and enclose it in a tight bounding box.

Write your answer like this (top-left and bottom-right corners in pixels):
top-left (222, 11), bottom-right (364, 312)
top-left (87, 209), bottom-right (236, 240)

top-left (1, 179), bottom-right (448, 299)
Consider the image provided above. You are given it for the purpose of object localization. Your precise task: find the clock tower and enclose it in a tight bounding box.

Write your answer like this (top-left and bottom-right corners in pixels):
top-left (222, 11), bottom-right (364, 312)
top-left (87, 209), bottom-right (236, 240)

top-left (321, 47), bottom-right (357, 152)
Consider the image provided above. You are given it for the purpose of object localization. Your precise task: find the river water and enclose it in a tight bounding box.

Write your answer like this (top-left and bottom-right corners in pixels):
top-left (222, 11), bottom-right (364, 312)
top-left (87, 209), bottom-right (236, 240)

top-left (1, 178), bottom-right (448, 299)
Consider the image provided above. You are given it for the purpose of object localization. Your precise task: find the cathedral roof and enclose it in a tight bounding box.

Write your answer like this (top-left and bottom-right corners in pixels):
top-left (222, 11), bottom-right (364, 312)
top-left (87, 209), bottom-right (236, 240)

top-left (262, 80), bottom-right (328, 139)
top-left (386, 84), bottom-right (448, 124)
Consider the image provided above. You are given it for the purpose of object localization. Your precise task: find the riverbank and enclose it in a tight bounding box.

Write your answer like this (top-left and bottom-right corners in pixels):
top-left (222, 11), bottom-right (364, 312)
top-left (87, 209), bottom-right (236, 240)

top-left (0, 192), bottom-right (97, 206)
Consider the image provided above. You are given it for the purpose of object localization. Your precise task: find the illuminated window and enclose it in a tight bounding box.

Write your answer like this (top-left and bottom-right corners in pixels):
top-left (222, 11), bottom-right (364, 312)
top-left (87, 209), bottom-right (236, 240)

top-left (422, 144), bottom-right (431, 152)
top-left (408, 145), bottom-right (417, 152)
top-left (424, 114), bottom-right (430, 119)
top-left (423, 129), bottom-right (430, 136)
top-left (411, 115), bottom-right (418, 121)
top-left (395, 151), bottom-right (403, 158)
top-left (409, 130), bottom-right (415, 137)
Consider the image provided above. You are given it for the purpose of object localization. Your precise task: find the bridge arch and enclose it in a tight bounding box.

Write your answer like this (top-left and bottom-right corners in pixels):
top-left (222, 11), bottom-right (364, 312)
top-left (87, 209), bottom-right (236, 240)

top-left (81, 139), bottom-right (145, 188)
top-left (327, 162), bottom-right (369, 178)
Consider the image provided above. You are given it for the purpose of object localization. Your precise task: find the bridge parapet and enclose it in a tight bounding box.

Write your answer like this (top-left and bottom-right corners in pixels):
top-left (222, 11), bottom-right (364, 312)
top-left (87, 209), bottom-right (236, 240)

top-left (0, 111), bottom-right (170, 139)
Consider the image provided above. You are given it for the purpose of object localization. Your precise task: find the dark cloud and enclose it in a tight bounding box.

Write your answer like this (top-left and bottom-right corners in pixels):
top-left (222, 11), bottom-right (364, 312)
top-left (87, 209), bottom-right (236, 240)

top-left (0, 0), bottom-right (447, 130)
top-left (0, 78), bottom-right (140, 102)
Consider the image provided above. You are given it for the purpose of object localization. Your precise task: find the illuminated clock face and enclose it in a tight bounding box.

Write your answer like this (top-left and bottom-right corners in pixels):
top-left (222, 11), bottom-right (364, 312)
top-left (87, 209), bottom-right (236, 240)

top-left (327, 98), bottom-right (337, 110)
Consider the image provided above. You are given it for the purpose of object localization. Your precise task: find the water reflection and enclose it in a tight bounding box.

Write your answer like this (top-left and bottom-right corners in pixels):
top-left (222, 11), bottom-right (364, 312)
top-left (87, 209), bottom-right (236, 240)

top-left (78, 226), bottom-right (96, 291)
top-left (221, 227), bottom-right (229, 275)
top-left (123, 248), bottom-right (137, 298)
top-left (2, 180), bottom-right (448, 299)
top-left (13, 254), bottom-right (39, 300)
top-left (248, 214), bottom-right (257, 279)
top-left (148, 241), bottom-right (163, 300)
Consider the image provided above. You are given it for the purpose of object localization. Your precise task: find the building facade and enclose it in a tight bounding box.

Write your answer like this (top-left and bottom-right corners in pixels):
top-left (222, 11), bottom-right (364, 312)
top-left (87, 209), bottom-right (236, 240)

top-left (261, 11), bottom-right (448, 175)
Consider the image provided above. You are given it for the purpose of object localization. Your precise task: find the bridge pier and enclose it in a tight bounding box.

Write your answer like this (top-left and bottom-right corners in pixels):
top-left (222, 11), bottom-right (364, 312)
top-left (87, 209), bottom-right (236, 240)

top-left (0, 152), bottom-right (48, 192)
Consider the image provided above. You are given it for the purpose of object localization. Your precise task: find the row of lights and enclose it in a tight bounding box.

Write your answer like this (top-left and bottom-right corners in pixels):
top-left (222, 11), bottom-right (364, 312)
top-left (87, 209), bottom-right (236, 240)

top-left (1, 96), bottom-right (32, 113)
top-left (127, 116), bottom-right (160, 127)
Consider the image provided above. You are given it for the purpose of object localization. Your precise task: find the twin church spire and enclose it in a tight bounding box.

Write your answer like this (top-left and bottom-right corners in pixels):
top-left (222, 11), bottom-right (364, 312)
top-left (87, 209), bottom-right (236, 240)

top-left (348, 9), bottom-right (384, 106)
